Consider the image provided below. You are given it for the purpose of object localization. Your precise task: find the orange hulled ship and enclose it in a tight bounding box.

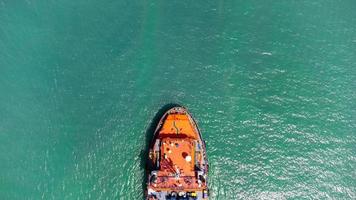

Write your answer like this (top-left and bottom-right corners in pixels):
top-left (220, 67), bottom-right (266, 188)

top-left (146, 106), bottom-right (209, 200)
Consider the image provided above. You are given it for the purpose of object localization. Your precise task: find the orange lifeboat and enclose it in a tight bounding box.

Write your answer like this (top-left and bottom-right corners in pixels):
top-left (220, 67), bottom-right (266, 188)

top-left (146, 106), bottom-right (209, 200)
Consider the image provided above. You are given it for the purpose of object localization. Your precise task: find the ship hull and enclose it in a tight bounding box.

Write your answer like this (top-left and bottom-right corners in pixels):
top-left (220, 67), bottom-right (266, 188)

top-left (146, 106), bottom-right (209, 200)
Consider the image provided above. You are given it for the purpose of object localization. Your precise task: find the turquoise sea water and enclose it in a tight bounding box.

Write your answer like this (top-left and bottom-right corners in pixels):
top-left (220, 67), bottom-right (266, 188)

top-left (1, 1), bottom-right (355, 199)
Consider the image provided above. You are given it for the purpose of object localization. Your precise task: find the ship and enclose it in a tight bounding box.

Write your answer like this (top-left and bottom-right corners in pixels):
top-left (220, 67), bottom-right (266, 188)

top-left (146, 106), bottom-right (209, 200)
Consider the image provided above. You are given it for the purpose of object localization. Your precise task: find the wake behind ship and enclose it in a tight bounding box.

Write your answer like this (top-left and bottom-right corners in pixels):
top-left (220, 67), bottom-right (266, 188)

top-left (146, 106), bottom-right (209, 200)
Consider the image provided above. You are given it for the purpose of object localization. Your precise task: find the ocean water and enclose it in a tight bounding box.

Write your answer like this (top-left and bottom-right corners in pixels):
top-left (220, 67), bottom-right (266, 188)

top-left (0, 0), bottom-right (355, 199)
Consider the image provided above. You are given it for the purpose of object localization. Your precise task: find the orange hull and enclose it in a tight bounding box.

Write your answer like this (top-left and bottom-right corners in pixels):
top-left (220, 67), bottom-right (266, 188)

top-left (146, 106), bottom-right (209, 200)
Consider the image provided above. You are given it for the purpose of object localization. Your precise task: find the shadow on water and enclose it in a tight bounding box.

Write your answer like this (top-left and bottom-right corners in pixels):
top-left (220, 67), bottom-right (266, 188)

top-left (140, 103), bottom-right (182, 199)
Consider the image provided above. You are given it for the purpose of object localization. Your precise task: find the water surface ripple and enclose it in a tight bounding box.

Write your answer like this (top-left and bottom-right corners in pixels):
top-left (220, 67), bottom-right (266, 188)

top-left (0, 0), bottom-right (355, 199)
